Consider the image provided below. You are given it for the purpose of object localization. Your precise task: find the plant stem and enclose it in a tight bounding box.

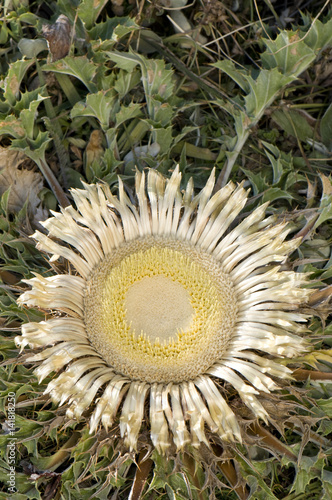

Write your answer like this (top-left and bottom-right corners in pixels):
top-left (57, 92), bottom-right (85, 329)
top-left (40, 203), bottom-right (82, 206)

top-left (217, 460), bottom-right (249, 500)
top-left (38, 158), bottom-right (70, 208)
top-left (128, 451), bottom-right (153, 500)
top-left (293, 369), bottom-right (332, 381)
top-left (249, 422), bottom-right (297, 461)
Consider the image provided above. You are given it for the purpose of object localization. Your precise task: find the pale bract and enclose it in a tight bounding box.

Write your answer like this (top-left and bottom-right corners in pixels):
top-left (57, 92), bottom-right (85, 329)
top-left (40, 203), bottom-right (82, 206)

top-left (16, 167), bottom-right (312, 453)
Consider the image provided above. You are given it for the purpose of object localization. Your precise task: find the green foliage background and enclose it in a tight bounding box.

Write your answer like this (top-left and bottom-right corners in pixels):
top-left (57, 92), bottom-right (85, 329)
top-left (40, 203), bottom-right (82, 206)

top-left (0, 0), bottom-right (332, 498)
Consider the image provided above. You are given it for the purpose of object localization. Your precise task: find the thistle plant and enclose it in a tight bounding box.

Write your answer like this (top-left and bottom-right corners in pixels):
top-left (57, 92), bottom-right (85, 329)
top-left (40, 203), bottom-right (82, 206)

top-left (16, 167), bottom-right (312, 452)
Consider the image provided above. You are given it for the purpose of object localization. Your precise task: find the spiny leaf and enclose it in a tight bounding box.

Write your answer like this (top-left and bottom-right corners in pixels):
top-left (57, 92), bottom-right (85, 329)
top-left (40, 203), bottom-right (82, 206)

top-left (77, 0), bottom-right (109, 30)
top-left (115, 103), bottom-right (143, 127)
top-left (13, 88), bottom-right (46, 113)
top-left (71, 90), bottom-right (117, 130)
top-left (112, 68), bottom-right (141, 98)
top-left (262, 187), bottom-right (295, 204)
top-left (88, 16), bottom-right (137, 41)
top-left (0, 467), bottom-right (42, 498)
top-left (243, 68), bottom-right (294, 118)
top-left (0, 116), bottom-right (25, 139)
top-left (106, 50), bottom-right (140, 72)
top-left (11, 132), bottom-right (52, 163)
top-left (291, 453), bottom-right (326, 496)
top-left (107, 50), bottom-right (176, 107)
top-left (271, 108), bottom-right (315, 142)
top-left (43, 56), bottom-right (98, 93)
top-left (213, 60), bottom-right (250, 92)
top-left (320, 102), bottom-right (332, 150)
top-left (19, 95), bottom-right (49, 140)
top-left (261, 31), bottom-right (316, 76)
top-left (300, 16), bottom-right (332, 52)
top-left (317, 399), bottom-right (332, 417)
top-left (3, 60), bottom-right (34, 106)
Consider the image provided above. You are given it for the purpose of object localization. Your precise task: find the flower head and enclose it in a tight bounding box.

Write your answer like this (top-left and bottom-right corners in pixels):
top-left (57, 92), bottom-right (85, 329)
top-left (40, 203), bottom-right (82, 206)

top-left (16, 167), bottom-right (312, 453)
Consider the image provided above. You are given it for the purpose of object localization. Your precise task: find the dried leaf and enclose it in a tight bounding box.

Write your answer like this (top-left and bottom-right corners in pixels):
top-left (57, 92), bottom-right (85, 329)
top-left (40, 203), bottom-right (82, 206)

top-left (84, 130), bottom-right (105, 181)
top-left (42, 15), bottom-right (72, 62)
top-left (308, 286), bottom-right (332, 307)
top-left (0, 147), bottom-right (48, 223)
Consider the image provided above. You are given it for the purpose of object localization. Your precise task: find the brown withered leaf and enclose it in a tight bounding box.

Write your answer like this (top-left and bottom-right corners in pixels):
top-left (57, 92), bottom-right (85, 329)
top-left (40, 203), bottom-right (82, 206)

top-left (111, 0), bottom-right (124, 16)
top-left (84, 130), bottom-right (105, 181)
top-left (0, 147), bottom-right (25, 171)
top-left (43, 474), bottom-right (62, 500)
top-left (308, 285), bottom-right (332, 307)
top-left (42, 15), bottom-right (72, 62)
top-left (0, 147), bottom-right (48, 223)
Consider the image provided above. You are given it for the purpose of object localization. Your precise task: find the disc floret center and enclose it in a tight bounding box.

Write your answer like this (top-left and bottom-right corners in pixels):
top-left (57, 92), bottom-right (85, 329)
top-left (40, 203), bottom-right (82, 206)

top-left (84, 237), bottom-right (238, 383)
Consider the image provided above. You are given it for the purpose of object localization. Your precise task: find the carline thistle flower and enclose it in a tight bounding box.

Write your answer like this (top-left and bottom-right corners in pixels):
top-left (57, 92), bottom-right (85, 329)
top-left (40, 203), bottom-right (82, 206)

top-left (16, 167), bottom-right (312, 453)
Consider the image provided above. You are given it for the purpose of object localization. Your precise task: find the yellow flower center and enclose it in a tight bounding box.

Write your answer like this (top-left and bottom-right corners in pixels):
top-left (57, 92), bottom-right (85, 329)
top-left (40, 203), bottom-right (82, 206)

top-left (84, 237), bottom-right (238, 383)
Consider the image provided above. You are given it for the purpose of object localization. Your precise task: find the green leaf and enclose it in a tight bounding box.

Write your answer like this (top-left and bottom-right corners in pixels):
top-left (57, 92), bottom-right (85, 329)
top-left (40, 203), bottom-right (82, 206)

top-left (291, 453), bottom-right (326, 496)
top-left (66, 168), bottom-right (86, 188)
top-left (117, 119), bottom-right (150, 152)
top-left (13, 87), bottom-right (45, 113)
top-left (0, 115), bottom-right (25, 139)
top-left (106, 50), bottom-right (140, 72)
top-left (149, 99), bottom-right (174, 127)
top-left (0, 414), bottom-right (42, 443)
top-left (271, 108), bottom-right (315, 141)
top-left (322, 469), bottom-right (332, 499)
top-left (108, 50), bottom-right (175, 104)
top-left (77, 0), bottom-right (108, 30)
top-left (71, 91), bottom-right (117, 130)
top-left (313, 175), bottom-right (332, 230)
top-left (244, 68), bottom-right (294, 117)
top-left (113, 69), bottom-right (141, 98)
top-left (264, 149), bottom-right (284, 184)
top-left (320, 102), bottom-right (332, 150)
top-left (317, 398), bottom-right (332, 417)
top-left (113, 21), bottom-right (140, 40)
top-left (17, 38), bottom-right (48, 59)
top-left (85, 148), bottom-right (120, 183)
top-left (19, 94), bottom-right (49, 139)
top-left (88, 16), bottom-right (137, 41)
top-left (261, 30), bottom-right (316, 76)
top-left (11, 131), bottom-right (51, 163)
top-left (0, 23), bottom-right (8, 44)
top-left (234, 110), bottom-right (251, 137)
top-left (246, 474), bottom-right (278, 500)
top-left (3, 60), bottom-right (34, 106)
top-left (140, 57), bottom-right (175, 101)
top-left (300, 17), bottom-right (332, 52)
top-left (43, 56), bottom-right (98, 93)
top-left (0, 467), bottom-right (42, 498)
top-left (152, 127), bottom-right (173, 154)
top-left (54, 73), bottom-right (82, 106)
top-left (284, 171), bottom-right (306, 191)
top-left (262, 187), bottom-right (295, 204)
top-left (241, 167), bottom-right (268, 195)
top-left (115, 103), bottom-right (143, 127)
top-left (213, 60), bottom-right (250, 92)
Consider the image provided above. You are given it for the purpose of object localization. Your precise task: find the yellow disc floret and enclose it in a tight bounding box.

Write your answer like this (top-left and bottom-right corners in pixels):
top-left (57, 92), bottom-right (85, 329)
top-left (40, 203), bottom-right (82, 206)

top-left (84, 237), bottom-right (238, 383)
